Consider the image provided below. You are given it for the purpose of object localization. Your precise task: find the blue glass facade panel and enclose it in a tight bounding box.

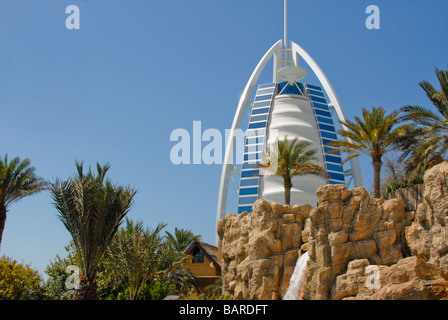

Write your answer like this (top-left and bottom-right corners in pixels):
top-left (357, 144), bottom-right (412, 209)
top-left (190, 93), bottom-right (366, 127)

top-left (329, 172), bottom-right (345, 181)
top-left (240, 178), bottom-right (259, 187)
top-left (258, 83), bottom-right (276, 89)
top-left (247, 129), bottom-right (266, 137)
top-left (250, 114), bottom-right (269, 122)
top-left (257, 88), bottom-right (275, 95)
top-left (278, 82), bottom-right (302, 95)
top-left (318, 123), bottom-right (336, 132)
top-left (238, 196), bottom-right (259, 205)
top-left (239, 187), bottom-right (258, 196)
top-left (241, 169), bottom-right (259, 178)
top-left (329, 180), bottom-right (343, 185)
top-left (312, 102), bottom-right (330, 111)
top-left (320, 131), bottom-right (338, 139)
top-left (252, 108), bottom-right (270, 115)
top-left (242, 163), bottom-right (256, 170)
top-left (237, 83), bottom-right (276, 214)
top-left (244, 153), bottom-right (261, 161)
top-left (253, 100), bottom-right (271, 109)
top-left (317, 116), bottom-right (334, 125)
top-left (307, 89), bottom-right (325, 97)
top-left (310, 95), bottom-right (327, 104)
top-left (323, 146), bottom-right (340, 155)
top-left (325, 155), bottom-right (342, 164)
top-left (254, 94), bottom-right (273, 102)
top-left (314, 109), bottom-right (332, 118)
top-left (245, 144), bottom-right (263, 153)
top-left (238, 206), bottom-right (253, 214)
top-left (249, 122), bottom-right (267, 129)
top-left (326, 163), bottom-right (343, 173)
top-left (306, 82), bottom-right (346, 187)
top-left (246, 136), bottom-right (264, 145)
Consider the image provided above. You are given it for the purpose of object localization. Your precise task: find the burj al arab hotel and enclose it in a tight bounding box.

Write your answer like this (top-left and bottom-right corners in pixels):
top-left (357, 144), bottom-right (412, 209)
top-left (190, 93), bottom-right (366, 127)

top-left (216, 1), bottom-right (363, 223)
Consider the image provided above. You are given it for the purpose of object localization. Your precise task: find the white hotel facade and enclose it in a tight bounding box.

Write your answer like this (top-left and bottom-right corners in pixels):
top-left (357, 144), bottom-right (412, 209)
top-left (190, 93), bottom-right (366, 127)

top-left (216, 1), bottom-right (363, 225)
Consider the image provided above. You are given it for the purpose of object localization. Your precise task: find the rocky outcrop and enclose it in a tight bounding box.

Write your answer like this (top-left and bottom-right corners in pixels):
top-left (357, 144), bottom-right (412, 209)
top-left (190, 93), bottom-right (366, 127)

top-left (304, 185), bottom-right (414, 299)
top-left (217, 201), bottom-right (311, 299)
top-left (405, 161), bottom-right (448, 279)
top-left (332, 256), bottom-right (445, 300)
top-left (218, 161), bottom-right (448, 300)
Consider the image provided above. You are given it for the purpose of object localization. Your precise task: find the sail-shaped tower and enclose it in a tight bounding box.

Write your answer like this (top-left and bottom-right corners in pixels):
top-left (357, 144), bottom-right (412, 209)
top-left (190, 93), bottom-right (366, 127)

top-left (216, 1), bottom-right (363, 225)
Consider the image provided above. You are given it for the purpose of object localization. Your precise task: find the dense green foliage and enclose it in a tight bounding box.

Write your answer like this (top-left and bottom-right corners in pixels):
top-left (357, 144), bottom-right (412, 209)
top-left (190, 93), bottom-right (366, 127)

top-left (42, 220), bottom-right (197, 300)
top-left (0, 255), bottom-right (45, 300)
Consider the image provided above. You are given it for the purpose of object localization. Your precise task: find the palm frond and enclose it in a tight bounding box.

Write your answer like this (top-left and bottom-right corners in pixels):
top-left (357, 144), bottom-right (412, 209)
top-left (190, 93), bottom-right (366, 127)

top-left (0, 154), bottom-right (46, 207)
top-left (398, 66), bottom-right (448, 175)
top-left (50, 162), bottom-right (136, 281)
top-left (257, 135), bottom-right (325, 181)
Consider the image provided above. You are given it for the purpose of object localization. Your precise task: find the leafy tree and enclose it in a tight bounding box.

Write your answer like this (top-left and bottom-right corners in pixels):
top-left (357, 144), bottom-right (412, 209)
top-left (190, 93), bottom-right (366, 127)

top-left (328, 107), bottom-right (411, 198)
top-left (0, 155), bottom-right (46, 250)
top-left (141, 281), bottom-right (176, 300)
top-left (43, 242), bottom-right (80, 300)
top-left (179, 285), bottom-right (230, 300)
top-left (0, 255), bottom-right (45, 300)
top-left (380, 155), bottom-right (424, 196)
top-left (204, 277), bottom-right (223, 296)
top-left (102, 219), bottom-right (195, 300)
top-left (156, 253), bottom-right (195, 295)
top-left (257, 136), bottom-right (325, 205)
top-left (398, 66), bottom-right (448, 177)
top-left (103, 219), bottom-right (167, 300)
top-left (165, 228), bottom-right (202, 253)
top-left (50, 161), bottom-right (136, 300)
top-left (44, 220), bottom-right (196, 300)
top-left (44, 242), bottom-right (123, 300)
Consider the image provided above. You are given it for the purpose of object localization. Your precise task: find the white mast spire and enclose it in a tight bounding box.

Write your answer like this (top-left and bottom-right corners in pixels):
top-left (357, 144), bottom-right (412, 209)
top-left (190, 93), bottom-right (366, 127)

top-left (284, 0), bottom-right (288, 48)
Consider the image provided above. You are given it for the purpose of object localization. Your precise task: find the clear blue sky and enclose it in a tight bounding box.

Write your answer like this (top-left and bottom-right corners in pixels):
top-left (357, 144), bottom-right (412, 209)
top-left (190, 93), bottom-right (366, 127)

top-left (0, 0), bottom-right (447, 276)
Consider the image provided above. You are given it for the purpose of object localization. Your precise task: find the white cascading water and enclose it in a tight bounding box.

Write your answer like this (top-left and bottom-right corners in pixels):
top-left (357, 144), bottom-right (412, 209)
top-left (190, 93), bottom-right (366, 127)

top-left (282, 251), bottom-right (310, 300)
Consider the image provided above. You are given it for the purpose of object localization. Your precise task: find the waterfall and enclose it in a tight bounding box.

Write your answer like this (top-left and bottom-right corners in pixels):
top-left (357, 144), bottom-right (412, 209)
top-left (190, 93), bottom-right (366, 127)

top-left (282, 251), bottom-right (310, 300)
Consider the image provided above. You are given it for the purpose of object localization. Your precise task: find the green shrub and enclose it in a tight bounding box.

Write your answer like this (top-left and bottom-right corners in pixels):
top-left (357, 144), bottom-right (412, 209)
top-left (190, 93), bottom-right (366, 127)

top-left (0, 255), bottom-right (45, 300)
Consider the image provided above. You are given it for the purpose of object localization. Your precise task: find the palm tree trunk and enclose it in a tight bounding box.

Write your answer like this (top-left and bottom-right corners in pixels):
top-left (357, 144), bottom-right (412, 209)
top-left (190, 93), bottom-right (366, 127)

top-left (373, 158), bottom-right (382, 198)
top-left (284, 177), bottom-right (292, 205)
top-left (0, 203), bottom-right (7, 251)
top-left (74, 274), bottom-right (98, 300)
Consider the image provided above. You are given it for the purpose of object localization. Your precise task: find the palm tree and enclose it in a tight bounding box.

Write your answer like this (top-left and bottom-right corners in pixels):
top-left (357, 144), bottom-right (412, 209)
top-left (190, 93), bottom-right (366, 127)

top-left (165, 228), bottom-right (202, 253)
top-left (156, 252), bottom-right (195, 296)
top-left (257, 136), bottom-right (326, 205)
top-left (328, 107), bottom-right (411, 198)
top-left (398, 66), bottom-right (448, 176)
top-left (0, 155), bottom-right (46, 250)
top-left (104, 219), bottom-right (167, 300)
top-left (50, 161), bottom-right (136, 300)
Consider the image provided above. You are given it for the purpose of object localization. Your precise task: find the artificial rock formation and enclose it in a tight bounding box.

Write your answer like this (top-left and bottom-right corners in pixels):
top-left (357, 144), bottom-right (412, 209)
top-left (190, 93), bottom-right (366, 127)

top-left (405, 161), bottom-right (448, 280)
top-left (218, 161), bottom-right (448, 300)
top-left (217, 201), bottom-right (311, 300)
